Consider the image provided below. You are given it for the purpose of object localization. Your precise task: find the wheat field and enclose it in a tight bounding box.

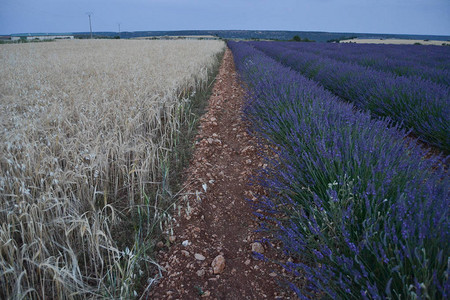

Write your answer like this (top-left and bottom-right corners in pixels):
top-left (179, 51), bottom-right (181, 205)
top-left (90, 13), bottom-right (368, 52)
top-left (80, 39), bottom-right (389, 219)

top-left (0, 39), bottom-right (224, 299)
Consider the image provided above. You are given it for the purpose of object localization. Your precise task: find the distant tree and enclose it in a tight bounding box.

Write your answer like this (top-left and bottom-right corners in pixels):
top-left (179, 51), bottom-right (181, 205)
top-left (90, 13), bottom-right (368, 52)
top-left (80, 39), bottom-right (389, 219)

top-left (291, 35), bottom-right (314, 42)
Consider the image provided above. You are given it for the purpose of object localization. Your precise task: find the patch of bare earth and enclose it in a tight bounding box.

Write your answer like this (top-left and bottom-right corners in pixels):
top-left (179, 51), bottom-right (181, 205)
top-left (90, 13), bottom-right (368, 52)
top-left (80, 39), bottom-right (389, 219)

top-left (148, 48), bottom-right (296, 299)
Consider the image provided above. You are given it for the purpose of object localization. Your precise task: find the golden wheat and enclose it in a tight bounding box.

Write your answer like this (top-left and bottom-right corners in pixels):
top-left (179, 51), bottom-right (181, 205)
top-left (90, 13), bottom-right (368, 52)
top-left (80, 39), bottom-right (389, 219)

top-left (0, 39), bottom-right (224, 299)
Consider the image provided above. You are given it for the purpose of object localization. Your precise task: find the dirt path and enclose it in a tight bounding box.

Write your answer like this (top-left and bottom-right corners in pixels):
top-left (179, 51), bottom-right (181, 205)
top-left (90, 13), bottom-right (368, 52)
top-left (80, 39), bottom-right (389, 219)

top-left (148, 48), bottom-right (294, 299)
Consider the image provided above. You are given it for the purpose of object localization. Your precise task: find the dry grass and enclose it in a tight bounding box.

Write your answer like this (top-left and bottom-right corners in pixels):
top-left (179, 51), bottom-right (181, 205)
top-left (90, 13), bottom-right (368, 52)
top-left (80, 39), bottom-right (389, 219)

top-left (0, 39), bottom-right (224, 299)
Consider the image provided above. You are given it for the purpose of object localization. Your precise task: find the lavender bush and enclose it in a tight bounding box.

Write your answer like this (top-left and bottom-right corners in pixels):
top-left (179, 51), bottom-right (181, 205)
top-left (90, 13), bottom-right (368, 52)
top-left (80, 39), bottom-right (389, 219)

top-left (250, 41), bottom-right (450, 153)
top-left (229, 41), bottom-right (449, 299)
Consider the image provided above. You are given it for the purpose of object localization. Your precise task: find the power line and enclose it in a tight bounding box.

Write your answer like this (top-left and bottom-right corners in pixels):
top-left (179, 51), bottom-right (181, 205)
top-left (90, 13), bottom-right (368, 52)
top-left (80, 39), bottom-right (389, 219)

top-left (86, 12), bottom-right (93, 39)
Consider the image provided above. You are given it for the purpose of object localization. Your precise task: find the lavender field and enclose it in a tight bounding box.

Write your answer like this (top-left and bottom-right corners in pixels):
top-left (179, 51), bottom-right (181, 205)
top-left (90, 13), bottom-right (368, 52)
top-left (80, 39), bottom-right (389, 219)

top-left (228, 41), bottom-right (449, 299)
top-left (278, 42), bottom-right (450, 85)
top-left (250, 41), bottom-right (450, 153)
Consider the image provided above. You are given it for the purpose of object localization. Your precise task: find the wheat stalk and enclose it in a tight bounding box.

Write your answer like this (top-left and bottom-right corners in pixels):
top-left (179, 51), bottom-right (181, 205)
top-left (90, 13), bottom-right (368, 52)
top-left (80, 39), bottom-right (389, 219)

top-left (0, 39), bottom-right (224, 299)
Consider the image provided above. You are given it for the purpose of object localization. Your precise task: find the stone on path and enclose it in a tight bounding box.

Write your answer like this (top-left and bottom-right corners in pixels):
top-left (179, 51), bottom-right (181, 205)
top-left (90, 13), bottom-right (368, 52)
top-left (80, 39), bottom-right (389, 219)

top-left (251, 242), bottom-right (265, 254)
top-left (211, 255), bottom-right (226, 274)
top-left (195, 253), bottom-right (206, 261)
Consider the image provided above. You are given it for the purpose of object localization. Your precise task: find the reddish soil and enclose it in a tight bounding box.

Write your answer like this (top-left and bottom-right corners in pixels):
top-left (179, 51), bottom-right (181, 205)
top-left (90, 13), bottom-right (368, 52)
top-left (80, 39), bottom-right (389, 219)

top-left (147, 48), bottom-right (296, 299)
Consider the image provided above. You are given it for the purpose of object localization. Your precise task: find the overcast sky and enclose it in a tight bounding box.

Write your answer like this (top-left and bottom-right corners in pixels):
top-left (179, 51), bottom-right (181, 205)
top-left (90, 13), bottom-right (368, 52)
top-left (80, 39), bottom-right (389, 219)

top-left (1, 0), bottom-right (449, 36)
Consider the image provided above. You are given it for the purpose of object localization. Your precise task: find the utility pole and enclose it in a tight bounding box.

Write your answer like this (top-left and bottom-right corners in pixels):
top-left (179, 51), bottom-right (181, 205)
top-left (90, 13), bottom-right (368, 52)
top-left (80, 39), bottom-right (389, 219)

top-left (86, 12), bottom-right (93, 39)
top-left (118, 23), bottom-right (121, 38)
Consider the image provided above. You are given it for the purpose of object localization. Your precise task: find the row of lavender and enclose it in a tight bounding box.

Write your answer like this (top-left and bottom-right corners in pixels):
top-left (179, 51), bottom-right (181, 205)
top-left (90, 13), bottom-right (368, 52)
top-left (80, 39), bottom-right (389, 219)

top-left (250, 41), bottom-right (450, 153)
top-left (278, 42), bottom-right (450, 86)
top-left (228, 41), bottom-right (449, 299)
top-left (281, 42), bottom-right (450, 69)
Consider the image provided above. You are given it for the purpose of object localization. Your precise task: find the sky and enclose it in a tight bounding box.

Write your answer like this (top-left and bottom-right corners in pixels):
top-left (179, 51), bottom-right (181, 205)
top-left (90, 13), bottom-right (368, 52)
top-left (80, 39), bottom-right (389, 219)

top-left (0, 0), bottom-right (449, 36)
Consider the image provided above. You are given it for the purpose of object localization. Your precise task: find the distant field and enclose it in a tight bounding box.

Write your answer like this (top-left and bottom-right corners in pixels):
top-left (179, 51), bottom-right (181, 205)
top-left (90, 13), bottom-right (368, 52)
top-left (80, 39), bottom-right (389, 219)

top-left (0, 39), bottom-right (224, 299)
top-left (341, 38), bottom-right (449, 45)
top-left (133, 35), bottom-right (219, 40)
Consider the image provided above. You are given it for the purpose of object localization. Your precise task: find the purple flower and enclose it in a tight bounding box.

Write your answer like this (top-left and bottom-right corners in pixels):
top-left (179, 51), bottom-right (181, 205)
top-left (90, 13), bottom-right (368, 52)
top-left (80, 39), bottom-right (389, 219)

top-left (228, 41), bottom-right (449, 299)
